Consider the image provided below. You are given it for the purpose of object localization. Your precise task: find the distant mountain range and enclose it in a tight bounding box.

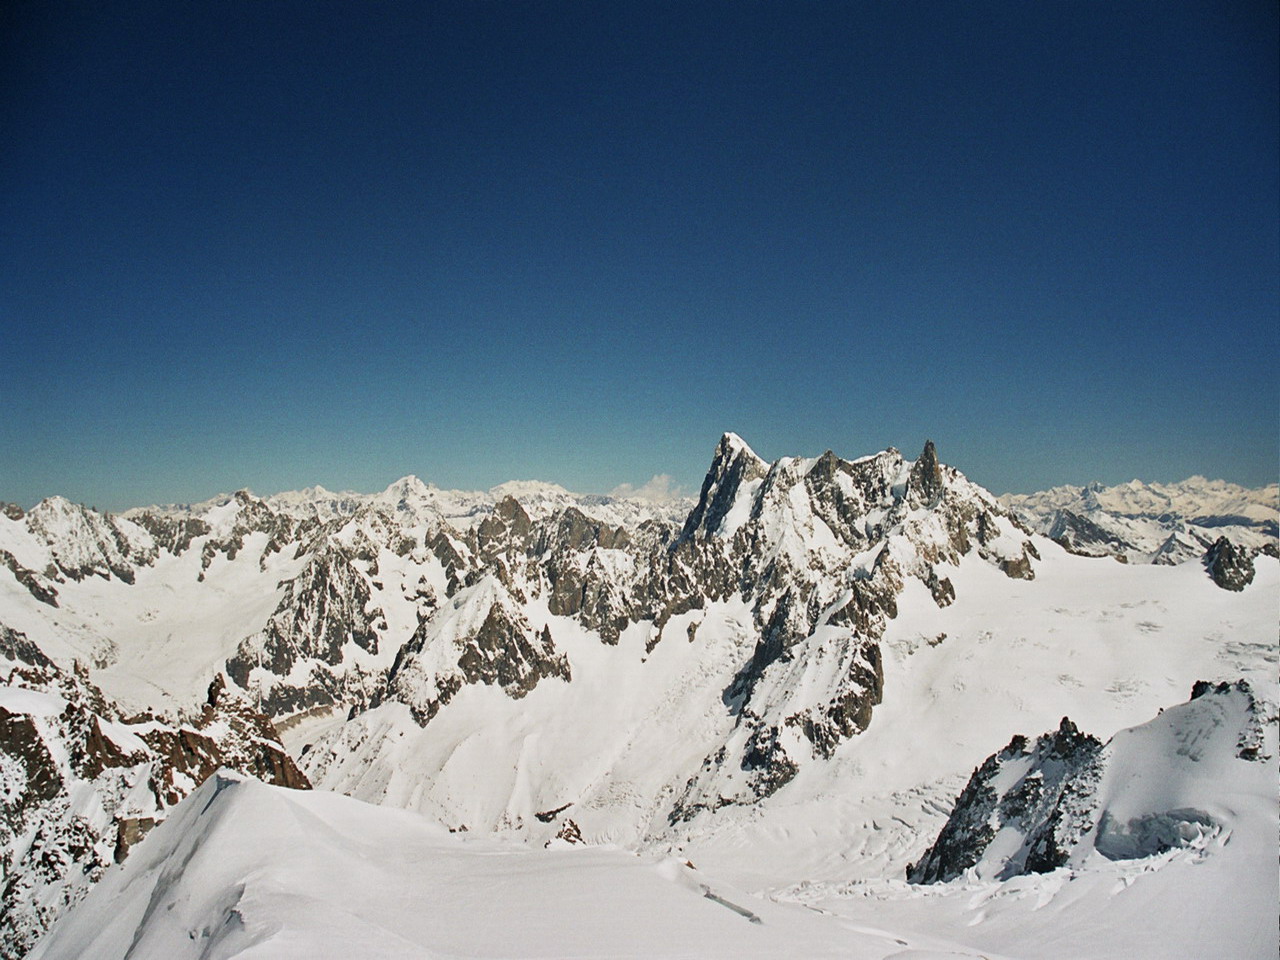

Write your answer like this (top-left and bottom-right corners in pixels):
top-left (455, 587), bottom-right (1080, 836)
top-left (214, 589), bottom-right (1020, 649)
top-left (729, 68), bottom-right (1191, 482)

top-left (1002, 476), bottom-right (1277, 568)
top-left (2, 438), bottom-right (1276, 959)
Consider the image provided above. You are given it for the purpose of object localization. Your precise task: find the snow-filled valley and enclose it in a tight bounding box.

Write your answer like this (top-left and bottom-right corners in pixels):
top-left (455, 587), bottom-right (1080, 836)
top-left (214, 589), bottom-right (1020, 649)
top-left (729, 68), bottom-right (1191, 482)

top-left (1, 436), bottom-right (1276, 959)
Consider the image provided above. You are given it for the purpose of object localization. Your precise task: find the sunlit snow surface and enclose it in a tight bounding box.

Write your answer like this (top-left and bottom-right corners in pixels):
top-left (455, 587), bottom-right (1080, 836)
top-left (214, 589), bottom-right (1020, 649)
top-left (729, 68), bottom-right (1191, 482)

top-left (6, 465), bottom-right (1277, 959)
top-left (29, 703), bottom-right (1279, 960)
top-left (28, 774), bottom-right (921, 960)
top-left (25, 548), bottom-right (1278, 960)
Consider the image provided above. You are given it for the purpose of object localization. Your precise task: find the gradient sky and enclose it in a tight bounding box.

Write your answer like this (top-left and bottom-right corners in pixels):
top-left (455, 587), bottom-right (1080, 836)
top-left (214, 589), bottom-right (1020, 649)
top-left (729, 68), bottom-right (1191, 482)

top-left (3, 1), bottom-right (1277, 510)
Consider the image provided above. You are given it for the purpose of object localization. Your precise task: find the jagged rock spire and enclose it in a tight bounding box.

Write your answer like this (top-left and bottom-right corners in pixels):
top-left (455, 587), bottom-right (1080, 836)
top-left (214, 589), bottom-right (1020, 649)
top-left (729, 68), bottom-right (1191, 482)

top-left (907, 440), bottom-right (945, 505)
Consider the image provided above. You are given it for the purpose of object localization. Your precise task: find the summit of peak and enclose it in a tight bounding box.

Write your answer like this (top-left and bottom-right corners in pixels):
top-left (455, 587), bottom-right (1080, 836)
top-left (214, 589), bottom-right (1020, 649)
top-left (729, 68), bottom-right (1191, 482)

top-left (717, 432), bottom-right (762, 460)
top-left (31, 495), bottom-right (78, 513)
top-left (709, 434), bottom-right (769, 478)
top-left (384, 475), bottom-right (432, 497)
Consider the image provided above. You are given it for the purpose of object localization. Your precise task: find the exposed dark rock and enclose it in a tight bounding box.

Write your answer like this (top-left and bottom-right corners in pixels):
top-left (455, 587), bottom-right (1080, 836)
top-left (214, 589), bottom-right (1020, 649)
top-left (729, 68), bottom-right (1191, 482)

top-left (552, 818), bottom-right (583, 845)
top-left (738, 722), bottom-right (800, 799)
top-left (1000, 553), bottom-right (1036, 580)
top-left (0, 624), bottom-right (53, 668)
top-left (681, 433), bottom-right (768, 539)
top-left (926, 568), bottom-right (955, 607)
top-left (1203, 536), bottom-right (1255, 591)
top-left (113, 816), bottom-right (156, 863)
top-left (130, 513), bottom-right (211, 555)
top-left (457, 612), bottom-right (570, 698)
top-left (0, 708), bottom-right (63, 814)
top-left (907, 440), bottom-right (945, 505)
top-left (908, 717), bottom-right (1104, 884)
top-left (535, 803), bottom-right (572, 823)
top-left (0, 549), bottom-right (60, 607)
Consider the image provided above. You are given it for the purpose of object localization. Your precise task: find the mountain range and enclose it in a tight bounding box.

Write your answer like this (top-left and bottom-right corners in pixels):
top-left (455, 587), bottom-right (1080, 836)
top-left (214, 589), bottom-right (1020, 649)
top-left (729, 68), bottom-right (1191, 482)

top-left (1, 436), bottom-right (1275, 959)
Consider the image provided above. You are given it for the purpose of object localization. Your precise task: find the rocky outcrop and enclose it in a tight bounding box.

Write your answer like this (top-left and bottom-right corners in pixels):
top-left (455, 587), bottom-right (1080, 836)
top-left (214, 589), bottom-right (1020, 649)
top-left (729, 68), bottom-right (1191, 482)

top-left (907, 439), bottom-right (945, 506)
top-left (0, 625), bottom-right (52, 669)
top-left (1203, 536), bottom-right (1256, 591)
top-left (908, 717), bottom-right (1104, 884)
top-left (129, 513), bottom-right (211, 555)
top-left (909, 680), bottom-right (1272, 886)
top-left (226, 542), bottom-right (385, 715)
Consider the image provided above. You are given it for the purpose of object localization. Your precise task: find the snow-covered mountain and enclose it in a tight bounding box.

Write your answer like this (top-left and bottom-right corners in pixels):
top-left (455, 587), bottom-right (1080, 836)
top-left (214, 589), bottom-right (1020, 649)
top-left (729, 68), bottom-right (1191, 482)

top-left (29, 681), bottom-right (1278, 960)
top-left (1004, 476), bottom-right (1278, 527)
top-left (908, 679), bottom-right (1275, 884)
top-left (1002, 476), bottom-right (1278, 566)
top-left (2, 436), bottom-right (1276, 959)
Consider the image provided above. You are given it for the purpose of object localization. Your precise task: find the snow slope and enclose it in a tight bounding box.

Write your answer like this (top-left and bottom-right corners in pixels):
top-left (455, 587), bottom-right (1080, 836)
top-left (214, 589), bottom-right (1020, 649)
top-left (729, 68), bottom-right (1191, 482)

top-left (32, 672), bottom-right (1279, 960)
top-left (788, 682), bottom-right (1279, 960)
top-left (29, 773), bottom-right (954, 960)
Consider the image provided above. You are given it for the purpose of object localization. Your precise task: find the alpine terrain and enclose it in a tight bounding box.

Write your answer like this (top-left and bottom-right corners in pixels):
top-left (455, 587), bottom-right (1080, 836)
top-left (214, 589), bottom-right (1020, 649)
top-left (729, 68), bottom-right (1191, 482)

top-left (1, 436), bottom-right (1275, 959)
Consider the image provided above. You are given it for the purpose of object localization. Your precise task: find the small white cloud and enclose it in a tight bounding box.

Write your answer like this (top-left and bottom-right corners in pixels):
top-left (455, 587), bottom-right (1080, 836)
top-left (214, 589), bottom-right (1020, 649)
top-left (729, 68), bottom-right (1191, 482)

top-left (609, 474), bottom-right (682, 502)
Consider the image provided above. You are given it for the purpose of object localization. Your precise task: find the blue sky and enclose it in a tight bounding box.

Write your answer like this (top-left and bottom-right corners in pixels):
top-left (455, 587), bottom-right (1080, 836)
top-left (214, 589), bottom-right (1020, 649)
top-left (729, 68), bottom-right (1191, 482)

top-left (2, 1), bottom-right (1276, 510)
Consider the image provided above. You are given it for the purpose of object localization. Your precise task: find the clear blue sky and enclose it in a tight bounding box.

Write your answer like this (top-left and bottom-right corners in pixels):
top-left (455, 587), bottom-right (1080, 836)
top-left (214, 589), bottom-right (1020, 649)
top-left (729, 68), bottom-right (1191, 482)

top-left (2, 1), bottom-right (1277, 510)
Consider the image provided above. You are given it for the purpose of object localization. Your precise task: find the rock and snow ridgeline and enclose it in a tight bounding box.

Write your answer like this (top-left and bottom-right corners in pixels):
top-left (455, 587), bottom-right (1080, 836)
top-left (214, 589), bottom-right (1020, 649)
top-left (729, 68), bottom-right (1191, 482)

top-left (0, 639), bottom-right (306, 959)
top-left (908, 679), bottom-right (1276, 885)
top-left (0, 436), bottom-right (1276, 959)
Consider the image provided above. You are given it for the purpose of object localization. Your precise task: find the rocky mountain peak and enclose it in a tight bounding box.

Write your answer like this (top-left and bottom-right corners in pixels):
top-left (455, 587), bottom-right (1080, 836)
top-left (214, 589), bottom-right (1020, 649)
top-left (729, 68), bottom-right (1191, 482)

top-left (23, 497), bottom-right (155, 584)
top-left (680, 433), bottom-right (770, 539)
top-left (378, 474), bottom-right (434, 508)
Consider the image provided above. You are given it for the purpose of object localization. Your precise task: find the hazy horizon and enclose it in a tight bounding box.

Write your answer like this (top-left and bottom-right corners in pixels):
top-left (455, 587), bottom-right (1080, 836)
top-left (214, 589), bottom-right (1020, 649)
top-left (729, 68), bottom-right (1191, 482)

top-left (8, 432), bottom-right (1278, 515)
